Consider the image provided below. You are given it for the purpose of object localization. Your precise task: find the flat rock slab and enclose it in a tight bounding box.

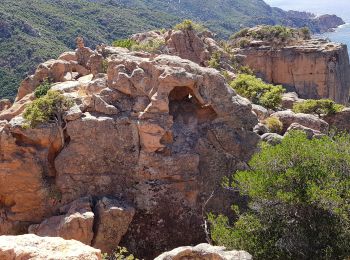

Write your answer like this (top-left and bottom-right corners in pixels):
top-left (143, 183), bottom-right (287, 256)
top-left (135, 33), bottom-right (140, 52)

top-left (155, 243), bottom-right (252, 260)
top-left (0, 234), bottom-right (102, 260)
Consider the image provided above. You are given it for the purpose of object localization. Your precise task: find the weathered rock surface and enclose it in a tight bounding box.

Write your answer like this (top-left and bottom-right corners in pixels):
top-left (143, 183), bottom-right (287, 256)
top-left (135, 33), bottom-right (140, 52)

top-left (0, 93), bottom-right (34, 120)
top-left (261, 133), bottom-right (284, 145)
top-left (254, 123), bottom-right (269, 135)
top-left (285, 122), bottom-right (324, 139)
top-left (92, 197), bottom-right (135, 253)
top-left (271, 110), bottom-right (329, 134)
top-left (323, 108), bottom-right (350, 132)
top-left (252, 104), bottom-right (269, 120)
top-left (236, 39), bottom-right (350, 104)
top-left (28, 197), bottom-right (95, 245)
top-left (0, 234), bottom-right (102, 260)
top-left (28, 196), bottom-right (135, 254)
top-left (281, 92), bottom-right (304, 109)
top-left (131, 29), bottom-right (234, 72)
top-left (0, 39), bottom-right (259, 258)
top-left (0, 99), bottom-right (12, 112)
top-left (155, 244), bottom-right (252, 260)
top-left (13, 37), bottom-right (99, 102)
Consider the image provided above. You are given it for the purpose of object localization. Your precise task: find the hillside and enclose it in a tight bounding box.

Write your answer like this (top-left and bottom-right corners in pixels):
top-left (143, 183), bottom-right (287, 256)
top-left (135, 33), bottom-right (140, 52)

top-left (0, 0), bottom-right (344, 100)
top-left (1, 24), bottom-right (349, 259)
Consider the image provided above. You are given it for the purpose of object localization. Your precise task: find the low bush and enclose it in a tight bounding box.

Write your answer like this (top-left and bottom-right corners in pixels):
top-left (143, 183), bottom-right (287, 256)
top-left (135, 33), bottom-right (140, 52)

top-left (236, 38), bottom-right (251, 48)
top-left (264, 116), bottom-right (283, 134)
top-left (112, 38), bottom-right (165, 54)
top-left (102, 59), bottom-right (109, 73)
top-left (208, 51), bottom-right (221, 69)
top-left (236, 65), bottom-right (254, 75)
top-left (293, 99), bottom-right (344, 116)
top-left (230, 25), bottom-right (311, 48)
top-left (131, 39), bottom-right (165, 53)
top-left (34, 79), bottom-right (52, 98)
top-left (230, 28), bottom-right (249, 40)
top-left (23, 90), bottom-right (73, 128)
top-left (230, 74), bottom-right (285, 109)
top-left (300, 26), bottom-right (311, 40)
top-left (102, 247), bottom-right (138, 260)
top-left (209, 131), bottom-right (350, 259)
top-left (173, 19), bottom-right (206, 32)
top-left (112, 39), bottom-right (137, 49)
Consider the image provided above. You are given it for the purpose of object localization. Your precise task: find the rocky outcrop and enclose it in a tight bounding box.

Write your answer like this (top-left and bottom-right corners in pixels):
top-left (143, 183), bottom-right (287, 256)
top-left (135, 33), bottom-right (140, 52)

top-left (92, 197), bottom-right (135, 253)
top-left (315, 15), bottom-right (345, 33)
top-left (130, 29), bottom-right (234, 72)
top-left (0, 39), bottom-right (259, 258)
top-left (281, 92), bottom-right (304, 110)
top-left (28, 196), bottom-right (135, 254)
top-left (323, 108), bottom-right (350, 132)
top-left (261, 133), bottom-right (284, 145)
top-left (28, 197), bottom-right (95, 246)
top-left (15, 37), bottom-right (101, 101)
top-left (271, 110), bottom-right (329, 134)
top-left (155, 244), bottom-right (252, 260)
top-left (285, 122), bottom-right (324, 139)
top-left (236, 39), bottom-right (350, 104)
top-left (0, 234), bottom-right (102, 260)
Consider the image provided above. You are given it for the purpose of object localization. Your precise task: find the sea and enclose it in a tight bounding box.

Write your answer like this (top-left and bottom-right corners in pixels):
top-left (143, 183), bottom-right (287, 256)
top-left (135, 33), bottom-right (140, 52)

top-left (265, 0), bottom-right (350, 54)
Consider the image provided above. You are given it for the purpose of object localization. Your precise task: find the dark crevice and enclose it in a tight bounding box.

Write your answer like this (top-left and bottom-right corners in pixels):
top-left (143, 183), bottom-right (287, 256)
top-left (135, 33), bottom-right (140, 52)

top-left (91, 196), bottom-right (100, 247)
top-left (11, 132), bottom-right (44, 149)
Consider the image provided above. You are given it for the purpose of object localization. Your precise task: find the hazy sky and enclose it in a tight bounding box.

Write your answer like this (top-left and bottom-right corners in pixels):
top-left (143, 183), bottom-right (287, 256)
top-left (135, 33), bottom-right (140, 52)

top-left (265, 0), bottom-right (350, 21)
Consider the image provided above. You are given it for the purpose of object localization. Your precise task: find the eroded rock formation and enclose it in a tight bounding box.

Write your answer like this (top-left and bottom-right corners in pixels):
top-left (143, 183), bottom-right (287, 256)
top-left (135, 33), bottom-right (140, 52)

top-left (130, 28), bottom-right (233, 71)
top-left (0, 38), bottom-right (259, 258)
top-left (236, 39), bottom-right (350, 104)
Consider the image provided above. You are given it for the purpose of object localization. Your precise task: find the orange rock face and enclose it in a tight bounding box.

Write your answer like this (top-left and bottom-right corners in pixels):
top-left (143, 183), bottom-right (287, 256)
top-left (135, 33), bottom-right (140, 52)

top-left (237, 39), bottom-right (350, 104)
top-left (0, 42), bottom-right (259, 258)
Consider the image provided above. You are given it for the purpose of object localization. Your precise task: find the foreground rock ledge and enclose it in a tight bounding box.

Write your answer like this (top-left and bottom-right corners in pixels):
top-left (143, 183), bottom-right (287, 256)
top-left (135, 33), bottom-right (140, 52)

top-left (0, 234), bottom-right (102, 260)
top-left (155, 243), bottom-right (252, 260)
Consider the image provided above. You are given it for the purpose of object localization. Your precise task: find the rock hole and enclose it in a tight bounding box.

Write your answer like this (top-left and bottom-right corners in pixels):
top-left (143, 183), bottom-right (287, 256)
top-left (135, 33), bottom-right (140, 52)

top-left (168, 86), bottom-right (217, 153)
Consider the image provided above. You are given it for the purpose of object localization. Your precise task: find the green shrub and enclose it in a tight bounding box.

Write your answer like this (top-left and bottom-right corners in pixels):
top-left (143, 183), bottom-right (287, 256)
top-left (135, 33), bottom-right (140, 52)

top-left (293, 99), bottom-right (344, 116)
top-left (230, 74), bottom-right (285, 109)
top-left (112, 39), bottom-right (137, 49)
top-left (237, 65), bottom-right (253, 75)
top-left (34, 79), bottom-right (52, 98)
top-left (173, 19), bottom-right (206, 32)
top-left (131, 39), bottom-right (165, 53)
top-left (23, 90), bottom-right (74, 128)
top-left (159, 28), bottom-right (167, 34)
top-left (208, 51), bottom-right (221, 69)
top-left (230, 28), bottom-right (249, 40)
top-left (102, 247), bottom-right (138, 260)
top-left (112, 37), bottom-right (165, 54)
top-left (300, 26), bottom-right (311, 40)
top-left (264, 116), bottom-right (283, 134)
top-left (236, 38), bottom-right (251, 48)
top-left (230, 25), bottom-right (311, 48)
top-left (102, 59), bottom-right (109, 73)
top-left (209, 131), bottom-right (350, 259)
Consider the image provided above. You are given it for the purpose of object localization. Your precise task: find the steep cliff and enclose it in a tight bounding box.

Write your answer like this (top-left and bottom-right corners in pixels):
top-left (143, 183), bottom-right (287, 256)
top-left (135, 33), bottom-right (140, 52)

top-left (236, 39), bottom-right (350, 104)
top-left (0, 38), bottom-right (259, 258)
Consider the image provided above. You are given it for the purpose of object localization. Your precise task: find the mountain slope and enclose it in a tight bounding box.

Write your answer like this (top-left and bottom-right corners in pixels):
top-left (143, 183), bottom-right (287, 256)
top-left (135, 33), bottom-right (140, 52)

top-left (0, 0), bottom-right (344, 100)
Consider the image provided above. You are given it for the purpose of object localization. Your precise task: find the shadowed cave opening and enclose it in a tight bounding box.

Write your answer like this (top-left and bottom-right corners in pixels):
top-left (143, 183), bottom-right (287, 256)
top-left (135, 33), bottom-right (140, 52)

top-left (168, 86), bottom-right (217, 153)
